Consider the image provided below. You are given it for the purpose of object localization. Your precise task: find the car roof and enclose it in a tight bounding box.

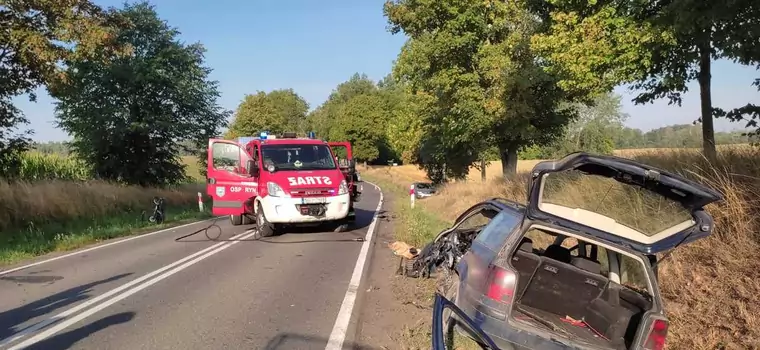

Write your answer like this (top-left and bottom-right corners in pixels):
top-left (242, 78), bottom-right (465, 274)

top-left (486, 197), bottom-right (525, 211)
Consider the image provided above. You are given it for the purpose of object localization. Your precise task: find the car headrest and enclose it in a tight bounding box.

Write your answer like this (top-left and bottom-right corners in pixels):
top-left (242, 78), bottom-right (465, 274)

top-left (518, 237), bottom-right (533, 252)
top-left (571, 257), bottom-right (602, 274)
top-left (544, 244), bottom-right (572, 263)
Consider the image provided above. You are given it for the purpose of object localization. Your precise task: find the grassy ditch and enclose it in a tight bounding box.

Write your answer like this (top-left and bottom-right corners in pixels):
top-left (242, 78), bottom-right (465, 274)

top-left (0, 179), bottom-right (212, 266)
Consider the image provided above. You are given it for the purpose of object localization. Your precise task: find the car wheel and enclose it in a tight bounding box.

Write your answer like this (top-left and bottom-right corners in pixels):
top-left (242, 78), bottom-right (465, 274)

top-left (242, 214), bottom-right (254, 225)
top-left (256, 203), bottom-right (275, 237)
top-left (230, 214), bottom-right (243, 226)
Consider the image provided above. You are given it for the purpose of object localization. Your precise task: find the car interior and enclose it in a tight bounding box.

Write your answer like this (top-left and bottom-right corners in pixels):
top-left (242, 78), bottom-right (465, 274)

top-left (508, 226), bottom-right (654, 349)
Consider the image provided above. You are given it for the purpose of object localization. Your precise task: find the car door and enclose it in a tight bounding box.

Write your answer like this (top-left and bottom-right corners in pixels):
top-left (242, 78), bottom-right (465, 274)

top-left (206, 139), bottom-right (258, 216)
top-left (432, 292), bottom-right (500, 350)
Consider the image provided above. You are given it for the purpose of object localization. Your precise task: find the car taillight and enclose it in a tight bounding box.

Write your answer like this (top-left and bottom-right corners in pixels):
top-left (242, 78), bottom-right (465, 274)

top-left (485, 265), bottom-right (517, 303)
top-left (643, 319), bottom-right (668, 350)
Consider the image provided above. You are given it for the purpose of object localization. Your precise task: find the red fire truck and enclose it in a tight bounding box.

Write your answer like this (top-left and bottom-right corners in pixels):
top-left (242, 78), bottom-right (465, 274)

top-left (206, 132), bottom-right (361, 237)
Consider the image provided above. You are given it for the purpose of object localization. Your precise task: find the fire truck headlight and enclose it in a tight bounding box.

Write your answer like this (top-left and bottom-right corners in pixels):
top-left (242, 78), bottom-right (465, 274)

top-left (338, 180), bottom-right (348, 195)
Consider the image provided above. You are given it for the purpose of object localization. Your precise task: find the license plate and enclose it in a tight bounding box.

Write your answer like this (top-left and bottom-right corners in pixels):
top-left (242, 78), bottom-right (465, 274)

top-left (301, 197), bottom-right (327, 204)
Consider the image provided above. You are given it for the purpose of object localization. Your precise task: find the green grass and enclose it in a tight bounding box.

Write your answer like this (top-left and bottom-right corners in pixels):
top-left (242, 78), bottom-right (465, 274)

top-left (363, 174), bottom-right (449, 247)
top-left (0, 204), bottom-right (213, 266)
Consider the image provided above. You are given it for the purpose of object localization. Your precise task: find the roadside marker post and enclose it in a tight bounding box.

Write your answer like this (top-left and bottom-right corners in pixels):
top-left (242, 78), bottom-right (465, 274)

top-left (198, 192), bottom-right (204, 212)
top-left (410, 184), bottom-right (415, 208)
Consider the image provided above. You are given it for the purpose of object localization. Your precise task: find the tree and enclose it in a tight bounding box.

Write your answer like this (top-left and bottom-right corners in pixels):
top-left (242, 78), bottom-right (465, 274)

top-left (0, 0), bottom-right (125, 177)
top-left (307, 73), bottom-right (378, 140)
top-left (53, 2), bottom-right (230, 186)
top-left (226, 89), bottom-right (309, 139)
top-left (380, 75), bottom-right (426, 164)
top-left (307, 73), bottom-right (399, 163)
top-left (328, 93), bottom-right (391, 162)
top-left (384, 0), bottom-right (575, 180)
top-left (531, 0), bottom-right (760, 162)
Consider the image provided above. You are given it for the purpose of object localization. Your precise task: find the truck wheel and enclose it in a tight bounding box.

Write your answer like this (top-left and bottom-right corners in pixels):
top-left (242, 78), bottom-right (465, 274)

top-left (230, 214), bottom-right (243, 226)
top-left (256, 203), bottom-right (275, 237)
top-left (242, 214), bottom-right (254, 225)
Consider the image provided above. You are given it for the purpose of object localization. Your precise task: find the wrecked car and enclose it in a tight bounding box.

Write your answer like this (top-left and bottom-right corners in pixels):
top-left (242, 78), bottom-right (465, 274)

top-left (414, 182), bottom-right (437, 199)
top-left (418, 152), bottom-right (723, 350)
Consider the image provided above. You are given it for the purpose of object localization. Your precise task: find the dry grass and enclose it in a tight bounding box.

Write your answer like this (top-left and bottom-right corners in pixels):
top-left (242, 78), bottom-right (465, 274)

top-left (369, 159), bottom-right (542, 185)
top-left (365, 147), bottom-right (760, 350)
top-left (0, 180), bottom-right (203, 233)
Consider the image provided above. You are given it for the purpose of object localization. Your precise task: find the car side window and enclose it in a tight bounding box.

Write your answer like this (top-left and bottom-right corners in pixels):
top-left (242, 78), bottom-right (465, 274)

top-left (474, 211), bottom-right (521, 251)
top-left (457, 208), bottom-right (499, 231)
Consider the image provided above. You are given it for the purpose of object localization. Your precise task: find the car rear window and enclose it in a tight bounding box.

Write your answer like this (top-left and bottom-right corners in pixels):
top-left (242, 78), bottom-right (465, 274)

top-left (474, 211), bottom-right (521, 251)
top-left (520, 227), bottom-right (652, 295)
top-left (541, 169), bottom-right (693, 236)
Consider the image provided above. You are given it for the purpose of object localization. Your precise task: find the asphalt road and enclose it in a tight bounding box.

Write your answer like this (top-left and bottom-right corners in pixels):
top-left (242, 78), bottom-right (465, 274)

top-left (0, 184), bottom-right (383, 350)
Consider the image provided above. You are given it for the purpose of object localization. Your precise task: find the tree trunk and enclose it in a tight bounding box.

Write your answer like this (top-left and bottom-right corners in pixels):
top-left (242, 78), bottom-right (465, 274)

top-left (698, 40), bottom-right (717, 163)
top-left (499, 146), bottom-right (518, 179)
top-left (480, 159), bottom-right (486, 182)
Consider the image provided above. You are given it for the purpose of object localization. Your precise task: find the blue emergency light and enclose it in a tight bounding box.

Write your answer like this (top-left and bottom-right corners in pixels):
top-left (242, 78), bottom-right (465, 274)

top-left (307, 131), bottom-right (316, 139)
top-left (259, 131), bottom-right (268, 140)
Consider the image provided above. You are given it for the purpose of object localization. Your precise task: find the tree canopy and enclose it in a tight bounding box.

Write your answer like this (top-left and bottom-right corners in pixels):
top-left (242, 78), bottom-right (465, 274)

top-left (384, 0), bottom-right (576, 179)
top-left (225, 89), bottom-right (309, 139)
top-left (531, 0), bottom-right (760, 162)
top-left (0, 0), bottom-right (126, 177)
top-left (52, 2), bottom-right (230, 186)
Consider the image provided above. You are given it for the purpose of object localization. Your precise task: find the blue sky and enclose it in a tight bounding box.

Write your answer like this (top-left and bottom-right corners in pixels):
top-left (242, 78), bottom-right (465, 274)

top-left (11, 0), bottom-right (760, 142)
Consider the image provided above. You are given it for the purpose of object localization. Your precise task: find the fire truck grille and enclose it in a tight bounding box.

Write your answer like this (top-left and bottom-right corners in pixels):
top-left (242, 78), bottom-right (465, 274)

top-left (289, 188), bottom-right (333, 197)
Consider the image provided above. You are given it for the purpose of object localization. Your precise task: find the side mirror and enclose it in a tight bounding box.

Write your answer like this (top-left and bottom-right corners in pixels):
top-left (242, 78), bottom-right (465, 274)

top-left (247, 159), bottom-right (260, 177)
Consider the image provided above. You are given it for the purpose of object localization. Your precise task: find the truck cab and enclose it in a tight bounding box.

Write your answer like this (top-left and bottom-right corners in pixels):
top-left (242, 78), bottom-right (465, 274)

top-left (206, 132), bottom-right (355, 237)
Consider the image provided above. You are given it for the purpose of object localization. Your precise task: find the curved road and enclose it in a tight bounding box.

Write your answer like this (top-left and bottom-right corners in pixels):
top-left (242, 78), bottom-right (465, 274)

top-left (0, 185), bottom-right (383, 350)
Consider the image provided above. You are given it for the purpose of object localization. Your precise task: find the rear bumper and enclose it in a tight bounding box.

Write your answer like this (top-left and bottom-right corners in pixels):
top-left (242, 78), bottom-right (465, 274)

top-left (259, 193), bottom-right (350, 224)
top-left (457, 290), bottom-right (583, 350)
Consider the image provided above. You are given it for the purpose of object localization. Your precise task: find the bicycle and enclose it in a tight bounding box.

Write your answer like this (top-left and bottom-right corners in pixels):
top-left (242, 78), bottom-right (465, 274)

top-left (149, 197), bottom-right (165, 224)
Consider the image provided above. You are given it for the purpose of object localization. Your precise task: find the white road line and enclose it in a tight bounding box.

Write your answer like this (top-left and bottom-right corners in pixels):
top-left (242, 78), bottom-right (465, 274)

top-left (8, 229), bottom-right (259, 350)
top-left (325, 181), bottom-right (384, 350)
top-left (0, 217), bottom-right (221, 276)
top-left (0, 229), bottom-right (254, 348)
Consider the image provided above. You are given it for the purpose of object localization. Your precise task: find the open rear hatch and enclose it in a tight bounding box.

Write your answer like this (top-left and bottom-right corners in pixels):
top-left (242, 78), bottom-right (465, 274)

top-left (500, 153), bottom-right (722, 349)
top-left (525, 152), bottom-right (723, 255)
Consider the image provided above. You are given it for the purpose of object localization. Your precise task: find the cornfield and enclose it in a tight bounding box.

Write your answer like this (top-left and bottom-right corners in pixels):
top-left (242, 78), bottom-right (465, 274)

top-left (17, 152), bottom-right (93, 181)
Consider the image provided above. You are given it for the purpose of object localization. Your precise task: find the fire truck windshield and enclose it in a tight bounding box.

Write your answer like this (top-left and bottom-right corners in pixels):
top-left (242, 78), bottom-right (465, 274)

top-left (261, 144), bottom-right (337, 171)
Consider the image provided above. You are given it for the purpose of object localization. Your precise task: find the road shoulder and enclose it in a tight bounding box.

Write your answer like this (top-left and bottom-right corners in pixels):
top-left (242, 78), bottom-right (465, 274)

top-left (354, 188), bottom-right (437, 350)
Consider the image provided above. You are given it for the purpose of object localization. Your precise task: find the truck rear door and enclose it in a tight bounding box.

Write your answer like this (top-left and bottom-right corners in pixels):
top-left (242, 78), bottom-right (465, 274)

top-left (207, 139), bottom-right (259, 216)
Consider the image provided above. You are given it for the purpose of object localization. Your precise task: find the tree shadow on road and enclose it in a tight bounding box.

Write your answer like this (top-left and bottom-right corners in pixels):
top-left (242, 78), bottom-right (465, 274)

top-left (264, 332), bottom-right (383, 350)
top-left (25, 312), bottom-right (135, 350)
top-left (0, 273), bottom-right (131, 340)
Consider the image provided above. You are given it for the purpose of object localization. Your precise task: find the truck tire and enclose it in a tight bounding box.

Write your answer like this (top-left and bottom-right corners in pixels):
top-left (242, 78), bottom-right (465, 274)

top-left (256, 203), bottom-right (275, 237)
top-left (230, 214), bottom-right (243, 226)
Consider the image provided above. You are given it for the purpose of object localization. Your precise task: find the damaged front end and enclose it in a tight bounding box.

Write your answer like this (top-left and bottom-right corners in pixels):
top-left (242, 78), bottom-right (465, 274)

top-left (397, 227), bottom-right (478, 279)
